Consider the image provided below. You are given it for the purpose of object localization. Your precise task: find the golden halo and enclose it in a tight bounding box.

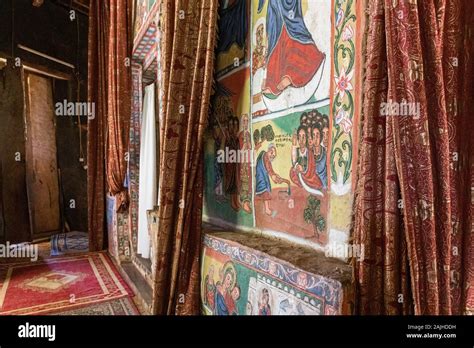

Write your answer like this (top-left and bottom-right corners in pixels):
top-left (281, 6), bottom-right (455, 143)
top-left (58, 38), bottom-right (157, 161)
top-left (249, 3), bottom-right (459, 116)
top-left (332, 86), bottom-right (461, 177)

top-left (221, 261), bottom-right (237, 289)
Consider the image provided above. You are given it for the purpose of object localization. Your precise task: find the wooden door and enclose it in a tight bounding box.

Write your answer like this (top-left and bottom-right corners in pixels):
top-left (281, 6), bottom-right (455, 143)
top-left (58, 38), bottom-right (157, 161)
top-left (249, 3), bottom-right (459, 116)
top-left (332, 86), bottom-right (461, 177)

top-left (24, 72), bottom-right (61, 239)
top-left (0, 64), bottom-right (31, 244)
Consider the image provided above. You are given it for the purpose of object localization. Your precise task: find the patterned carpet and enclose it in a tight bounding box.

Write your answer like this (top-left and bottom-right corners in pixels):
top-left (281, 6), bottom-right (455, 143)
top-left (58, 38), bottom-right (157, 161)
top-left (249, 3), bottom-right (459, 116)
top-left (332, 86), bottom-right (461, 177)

top-left (0, 252), bottom-right (139, 315)
top-left (53, 297), bottom-right (139, 315)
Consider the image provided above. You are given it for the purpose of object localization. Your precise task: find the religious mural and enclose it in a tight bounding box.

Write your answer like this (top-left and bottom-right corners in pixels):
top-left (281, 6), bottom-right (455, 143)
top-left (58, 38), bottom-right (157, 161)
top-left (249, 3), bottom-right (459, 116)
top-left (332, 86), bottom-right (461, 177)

top-left (203, 0), bottom-right (254, 228)
top-left (215, 0), bottom-right (250, 75)
top-left (203, 0), bottom-right (360, 252)
top-left (253, 105), bottom-right (330, 243)
top-left (204, 67), bottom-right (254, 228)
top-left (201, 234), bottom-right (345, 315)
top-left (251, 0), bottom-right (331, 117)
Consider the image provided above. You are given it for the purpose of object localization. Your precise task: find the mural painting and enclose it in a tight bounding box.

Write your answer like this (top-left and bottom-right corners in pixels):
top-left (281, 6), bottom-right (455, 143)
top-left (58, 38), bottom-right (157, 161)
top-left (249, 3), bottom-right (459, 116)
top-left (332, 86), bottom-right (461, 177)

top-left (253, 105), bottom-right (330, 243)
top-left (215, 0), bottom-right (250, 75)
top-left (201, 234), bottom-right (345, 315)
top-left (204, 67), bottom-right (253, 228)
top-left (203, 0), bottom-right (253, 228)
top-left (251, 0), bottom-right (331, 117)
top-left (202, 0), bottom-right (360, 254)
top-left (330, 0), bottom-right (358, 193)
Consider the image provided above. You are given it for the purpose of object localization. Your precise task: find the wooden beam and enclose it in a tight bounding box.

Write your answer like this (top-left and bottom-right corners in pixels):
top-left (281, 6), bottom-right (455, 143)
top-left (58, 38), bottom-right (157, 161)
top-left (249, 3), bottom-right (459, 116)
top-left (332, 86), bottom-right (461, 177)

top-left (0, 57), bottom-right (72, 81)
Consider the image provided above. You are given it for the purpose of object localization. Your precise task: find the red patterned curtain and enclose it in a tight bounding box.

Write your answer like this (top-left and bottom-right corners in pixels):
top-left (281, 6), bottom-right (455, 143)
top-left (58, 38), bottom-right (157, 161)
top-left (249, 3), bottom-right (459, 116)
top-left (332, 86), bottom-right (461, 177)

top-left (106, 0), bottom-right (132, 211)
top-left (151, 0), bottom-right (218, 315)
top-left (354, 0), bottom-right (474, 315)
top-left (88, 0), bottom-right (132, 251)
top-left (462, 2), bottom-right (474, 315)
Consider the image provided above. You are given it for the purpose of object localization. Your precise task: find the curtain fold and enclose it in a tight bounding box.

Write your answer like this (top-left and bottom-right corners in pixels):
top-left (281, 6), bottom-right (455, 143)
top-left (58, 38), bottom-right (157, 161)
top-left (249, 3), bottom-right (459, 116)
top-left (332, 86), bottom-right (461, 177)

top-left (353, 0), bottom-right (412, 315)
top-left (152, 0), bottom-right (218, 315)
top-left (460, 1), bottom-right (474, 315)
top-left (87, 0), bottom-right (109, 251)
top-left (106, 0), bottom-right (133, 212)
top-left (354, 0), bottom-right (473, 315)
top-left (88, 0), bottom-right (132, 251)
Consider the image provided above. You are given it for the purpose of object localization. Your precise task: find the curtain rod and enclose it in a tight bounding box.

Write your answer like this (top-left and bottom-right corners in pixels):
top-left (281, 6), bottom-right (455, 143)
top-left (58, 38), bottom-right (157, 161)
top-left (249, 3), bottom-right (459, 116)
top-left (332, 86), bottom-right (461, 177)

top-left (0, 57), bottom-right (70, 81)
top-left (17, 44), bottom-right (75, 69)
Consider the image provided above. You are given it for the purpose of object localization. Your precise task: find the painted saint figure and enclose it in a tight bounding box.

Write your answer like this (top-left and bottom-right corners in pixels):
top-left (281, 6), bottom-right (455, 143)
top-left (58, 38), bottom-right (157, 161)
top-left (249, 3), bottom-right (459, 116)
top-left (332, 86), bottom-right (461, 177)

top-left (252, 23), bottom-right (267, 76)
top-left (227, 285), bottom-right (241, 315)
top-left (238, 114), bottom-right (253, 214)
top-left (258, 288), bottom-right (272, 315)
top-left (255, 144), bottom-right (284, 216)
top-left (204, 265), bottom-right (216, 310)
top-left (214, 268), bottom-right (234, 315)
top-left (214, 266), bottom-right (240, 316)
top-left (312, 123), bottom-right (327, 188)
top-left (258, 0), bottom-right (325, 96)
top-left (223, 117), bottom-right (241, 211)
top-left (289, 125), bottom-right (323, 190)
top-left (291, 125), bottom-right (309, 173)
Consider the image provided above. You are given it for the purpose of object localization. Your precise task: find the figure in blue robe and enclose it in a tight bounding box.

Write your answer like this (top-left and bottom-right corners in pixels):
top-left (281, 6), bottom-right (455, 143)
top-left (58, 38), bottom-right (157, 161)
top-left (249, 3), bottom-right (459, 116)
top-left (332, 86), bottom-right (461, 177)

top-left (217, 0), bottom-right (248, 53)
top-left (255, 151), bottom-right (272, 196)
top-left (258, 0), bottom-right (315, 58)
top-left (315, 146), bottom-right (327, 189)
top-left (257, 0), bottom-right (325, 96)
top-left (214, 290), bottom-right (229, 315)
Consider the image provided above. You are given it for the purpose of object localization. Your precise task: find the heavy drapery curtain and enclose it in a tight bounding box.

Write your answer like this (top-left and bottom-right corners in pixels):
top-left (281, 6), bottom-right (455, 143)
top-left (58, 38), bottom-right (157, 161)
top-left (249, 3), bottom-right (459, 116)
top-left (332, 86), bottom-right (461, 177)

top-left (88, 0), bottom-right (132, 251)
top-left (354, 0), bottom-right (474, 315)
top-left (151, 0), bottom-right (218, 315)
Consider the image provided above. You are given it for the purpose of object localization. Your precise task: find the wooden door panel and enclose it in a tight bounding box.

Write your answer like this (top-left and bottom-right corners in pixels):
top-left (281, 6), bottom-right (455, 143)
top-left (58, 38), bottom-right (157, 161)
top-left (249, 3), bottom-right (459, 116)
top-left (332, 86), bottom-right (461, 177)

top-left (25, 73), bottom-right (61, 238)
top-left (0, 65), bottom-right (31, 244)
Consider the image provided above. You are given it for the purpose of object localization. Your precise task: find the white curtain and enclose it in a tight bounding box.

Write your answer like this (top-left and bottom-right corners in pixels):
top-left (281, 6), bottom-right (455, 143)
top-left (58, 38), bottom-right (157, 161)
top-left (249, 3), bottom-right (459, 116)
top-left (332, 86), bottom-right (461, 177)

top-left (137, 83), bottom-right (157, 259)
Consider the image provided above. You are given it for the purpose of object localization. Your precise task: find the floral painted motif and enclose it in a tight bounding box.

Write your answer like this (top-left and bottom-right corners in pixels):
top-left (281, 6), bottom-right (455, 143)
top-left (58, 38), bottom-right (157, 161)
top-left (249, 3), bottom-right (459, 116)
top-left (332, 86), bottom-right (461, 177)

top-left (334, 68), bottom-right (354, 99)
top-left (331, 0), bottom-right (356, 185)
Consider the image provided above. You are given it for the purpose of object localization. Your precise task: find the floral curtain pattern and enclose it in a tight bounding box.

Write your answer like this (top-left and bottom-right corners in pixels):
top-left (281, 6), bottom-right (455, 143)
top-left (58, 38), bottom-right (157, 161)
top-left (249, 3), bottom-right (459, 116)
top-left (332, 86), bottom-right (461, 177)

top-left (88, 0), bottom-right (132, 251)
top-left (354, 0), bottom-right (473, 315)
top-left (106, 0), bottom-right (133, 212)
top-left (151, 0), bottom-right (218, 315)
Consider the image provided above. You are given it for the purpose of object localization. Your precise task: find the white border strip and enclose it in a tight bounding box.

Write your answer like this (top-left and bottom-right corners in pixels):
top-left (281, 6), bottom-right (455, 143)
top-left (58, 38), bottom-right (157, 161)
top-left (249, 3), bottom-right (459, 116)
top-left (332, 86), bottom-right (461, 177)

top-left (216, 61), bottom-right (251, 82)
top-left (252, 98), bottom-right (331, 123)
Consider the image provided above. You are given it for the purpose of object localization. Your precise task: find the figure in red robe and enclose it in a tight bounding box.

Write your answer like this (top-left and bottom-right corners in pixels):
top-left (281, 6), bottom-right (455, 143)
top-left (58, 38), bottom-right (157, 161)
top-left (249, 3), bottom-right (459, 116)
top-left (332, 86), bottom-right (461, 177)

top-left (258, 0), bottom-right (325, 96)
top-left (289, 125), bottom-right (323, 189)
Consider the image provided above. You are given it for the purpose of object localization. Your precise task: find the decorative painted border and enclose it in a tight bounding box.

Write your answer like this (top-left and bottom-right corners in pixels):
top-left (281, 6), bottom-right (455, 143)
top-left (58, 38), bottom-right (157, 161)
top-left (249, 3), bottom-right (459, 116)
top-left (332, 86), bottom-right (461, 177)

top-left (203, 234), bottom-right (343, 311)
top-left (128, 64), bottom-right (143, 257)
top-left (255, 273), bottom-right (324, 312)
top-left (330, 0), bottom-right (357, 186)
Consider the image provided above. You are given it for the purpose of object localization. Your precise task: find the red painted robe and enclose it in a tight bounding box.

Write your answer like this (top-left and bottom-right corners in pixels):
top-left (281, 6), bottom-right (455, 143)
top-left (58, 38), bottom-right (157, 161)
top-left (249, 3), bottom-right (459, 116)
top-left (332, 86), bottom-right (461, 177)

top-left (264, 27), bottom-right (325, 96)
top-left (290, 147), bottom-right (323, 189)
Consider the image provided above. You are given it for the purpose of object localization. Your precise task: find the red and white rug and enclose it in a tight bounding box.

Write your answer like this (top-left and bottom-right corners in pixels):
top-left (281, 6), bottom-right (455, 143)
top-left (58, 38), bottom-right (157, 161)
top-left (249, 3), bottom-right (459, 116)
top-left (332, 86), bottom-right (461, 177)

top-left (0, 252), bottom-right (138, 315)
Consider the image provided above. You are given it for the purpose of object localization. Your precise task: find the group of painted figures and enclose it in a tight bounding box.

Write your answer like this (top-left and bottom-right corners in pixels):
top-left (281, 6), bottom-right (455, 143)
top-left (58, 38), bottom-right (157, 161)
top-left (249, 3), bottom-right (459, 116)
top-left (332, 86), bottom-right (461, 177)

top-left (255, 110), bottom-right (329, 216)
top-left (211, 96), bottom-right (253, 214)
top-left (212, 0), bottom-right (330, 216)
top-left (203, 264), bottom-right (272, 315)
top-left (289, 110), bottom-right (329, 191)
top-left (212, 107), bottom-right (329, 217)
